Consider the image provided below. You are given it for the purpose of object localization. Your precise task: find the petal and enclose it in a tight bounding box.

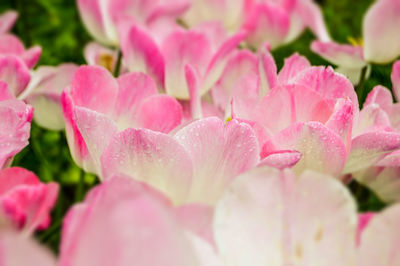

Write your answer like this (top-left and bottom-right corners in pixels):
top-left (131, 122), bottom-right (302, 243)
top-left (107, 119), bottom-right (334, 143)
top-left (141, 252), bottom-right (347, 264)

top-left (262, 122), bottom-right (347, 177)
top-left (24, 64), bottom-right (78, 130)
top-left (202, 31), bottom-right (247, 96)
top-left (114, 72), bottom-right (157, 127)
top-left (258, 46), bottom-right (277, 96)
top-left (242, 3), bottom-right (290, 50)
top-left (356, 213), bottom-right (375, 246)
top-left (391, 60), bottom-right (400, 102)
top-left (335, 66), bottom-right (365, 85)
top-left (0, 55), bottom-right (30, 97)
top-left (21, 46), bottom-right (42, 69)
top-left (135, 95), bottom-right (183, 133)
top-left (77, 0), bottom-right (117, 45)
top-left (119, 24), bottom-right (165, 88)
top-left (70, 65), bottom-right (118, 114)
top-left (0, 99), bottom-right (32, 168)
top-left (0, 10), bottom-right (18, 33)
top-left (353, 104), bottom-right (391, 136)
top-left (252, 84), bottom-right (334, 134)
top-left (185, 64), bottom-right (202, 119)
top-left (0, 230), bottom-right (56, 266)
top-left (353, 166), bottom-right (400, 203)
top-left (74, 107), bottom-right (119, 177)
top-left (311, 41), bottom-right (366, 68)
top-left (101, 129), bottom-right (193, 205)
top-left (325, 98), bottom-right (354, 153)
top-left (357, 204), bottom-right (400, 265)
top-left (363, 0), bottom-right (400, 63)
top-left (344, 131), bottom-right (400, 173)
top-left (277, 52), bottom-right (311, 85)
top-left (211, 50), bottom-right (258, 111)
top-left (175, 204), bottom-right (215, 245)
top-left (174, 117), bottom-right (259, 204)
top-left (289, 66), bottom-right (359, 110)
top-left (214, 168), bottom-right (357, 266)
top-left (163, 30), bottom-right (212, 99)
top-left (0, 34), bottom-right (25, 56)
top-left (292, 0), bottom-right (331, 42)
top-left (230, 73), bottom-right (260, 119)
top-left (364, 85), bottom-right (393, 114)
top-left (59, 176), bottom-right (203, 266)
top-left (258, 150), bottom-right (302, 169)
top-left (0, 81), bottom-right (13, 100)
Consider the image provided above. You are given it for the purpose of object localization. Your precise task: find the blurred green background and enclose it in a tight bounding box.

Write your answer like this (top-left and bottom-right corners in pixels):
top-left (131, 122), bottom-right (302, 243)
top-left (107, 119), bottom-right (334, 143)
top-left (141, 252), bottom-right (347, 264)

top-left (0, 0), bottom-right (394, 252)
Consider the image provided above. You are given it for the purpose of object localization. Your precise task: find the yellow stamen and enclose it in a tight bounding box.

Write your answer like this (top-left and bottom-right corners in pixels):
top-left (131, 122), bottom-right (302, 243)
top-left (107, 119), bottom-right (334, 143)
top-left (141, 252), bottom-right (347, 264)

top-left (98, 53), bottom-right (114, 72)
top-left (347, 36), bottom-right (364, 47)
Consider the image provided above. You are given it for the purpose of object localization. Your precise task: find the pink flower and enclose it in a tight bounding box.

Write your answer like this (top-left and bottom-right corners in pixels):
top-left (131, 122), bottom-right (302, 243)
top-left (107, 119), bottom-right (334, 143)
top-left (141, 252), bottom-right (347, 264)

top-left (0, 82), bottom-right (32, 168)
top-left (311, 0), bottom-right (400, 83)
top-left (0, 11), bottom-right (41, 69)
top-left (77, 0), bottom-right (190, 46)
top-left (350, 62), bottom-right (400, 203)
top-left (61, 66), bottom-right (183, 175)
top-left (214, 167), bottom-right (400, 266)
top-left (242, 0), bottom-right (330, 50)
top-left (0, 167), bottom-right (59, 234)
top-left (119, 22), bottom-right (246, 99)
top-left (19, 63), bottom-right (79, 130)
top-left (212, 51), bottom-right (400, 179)
top-left (59, 176), bottom-right (220, 266)
top-left (0, 55), bottom-right (31, 97)
top-left (73, 104), bottom-right (259, 204)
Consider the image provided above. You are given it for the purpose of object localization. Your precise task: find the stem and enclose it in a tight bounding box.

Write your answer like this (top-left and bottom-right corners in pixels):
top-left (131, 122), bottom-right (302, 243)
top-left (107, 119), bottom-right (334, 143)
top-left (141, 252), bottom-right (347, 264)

top-left (38, 219), bottom-right (63, 243)
top-left (75, 168), bottom-right (85, 202)
top-left (355, 66), bottom-right (368, 95)
top-left (113, 49), bottom-right (122, 77)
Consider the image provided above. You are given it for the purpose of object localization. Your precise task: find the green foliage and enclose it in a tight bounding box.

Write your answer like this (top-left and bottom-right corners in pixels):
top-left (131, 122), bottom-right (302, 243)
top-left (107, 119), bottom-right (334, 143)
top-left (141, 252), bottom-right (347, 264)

top-left (0, 0), bottom-right (397, 253)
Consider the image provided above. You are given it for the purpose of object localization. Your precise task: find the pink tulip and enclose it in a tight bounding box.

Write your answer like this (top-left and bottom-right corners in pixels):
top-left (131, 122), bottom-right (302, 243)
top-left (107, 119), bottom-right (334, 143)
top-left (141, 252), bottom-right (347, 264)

top-left (311, 0), bottom-right (400, 83)
top-left (350, 62), bottom-right (400, 203)
top-left (0, 229), bottom-right (56, 266)
top-left (242, 0), bottom-right (330, 50)
top-left (77, 0), bottom-right (190, 46)
top-left (19, 64), bottom-right (79, 130)
top-left (0, 55), bottom-right (31, 97)
top-left (0, 11), bottom-right (41, 69)
top-left (59, 176), bottom-right (221, 266)
top-left (119, 22), bottom-right (246, 99)
top-left (0, 34), bottom-right (42, 69)
top-left (214, 167), bottom-right (400, 266)
top-left (74, 111), bottom-right (259, 204)
top-left (61, 66), bottom-right (183, 174)
top-left (0, 82), bottom-right (32, 168)
top-left (0, 167), bottom-right (59, 234)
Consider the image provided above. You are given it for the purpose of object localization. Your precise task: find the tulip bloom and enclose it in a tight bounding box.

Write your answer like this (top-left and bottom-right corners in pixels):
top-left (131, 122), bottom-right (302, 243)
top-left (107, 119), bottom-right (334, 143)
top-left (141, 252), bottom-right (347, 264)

top-left (77, 0), bottom-right (190, 46)
top-left (214, 167), bottom-right (400, 266)
top-left (19, 64), bottom-right (79, 130)
top-left (0, 10), bottom-right (41, 69)
top-left (351, 61), bottom-right (400, 203)
top-left (59, 176), bottom-right (220, 266)
top-left (119, 22), bottom-right (246, 99)
top-left (0, 82), bottom-right (32, 168)
top-left (62, 66), bottom-right (183, 175)
top-left (0, 167), bottom-right (58, 234)
top-left (311, 0), bottom-right (400, 83)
